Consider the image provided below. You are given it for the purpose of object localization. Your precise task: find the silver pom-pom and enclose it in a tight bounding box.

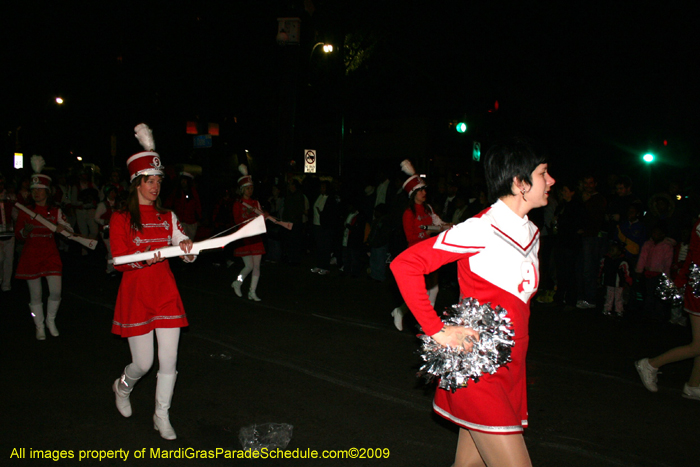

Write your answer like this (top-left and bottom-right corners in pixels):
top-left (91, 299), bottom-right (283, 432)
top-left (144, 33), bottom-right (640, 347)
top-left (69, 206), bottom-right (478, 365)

top-left (418, 297), bottom-right (514, 393)
top-left (656, 273), bottom-right (683, 306)
top-left (688, 263), bottom-right (700, 298)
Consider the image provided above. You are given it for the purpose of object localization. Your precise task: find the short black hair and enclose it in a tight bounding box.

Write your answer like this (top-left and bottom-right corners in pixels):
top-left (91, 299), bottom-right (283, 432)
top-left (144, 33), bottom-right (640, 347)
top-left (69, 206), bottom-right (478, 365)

top-left (484, 138), bottom-right (547, 202)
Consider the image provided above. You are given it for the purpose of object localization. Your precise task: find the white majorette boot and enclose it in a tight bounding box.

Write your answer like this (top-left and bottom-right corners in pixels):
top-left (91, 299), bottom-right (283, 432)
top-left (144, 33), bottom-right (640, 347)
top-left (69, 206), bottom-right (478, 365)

top-left (248, 275), bottom-right (261, 301)
top-left (46, 299), bottom-right (61, 337)
top-left (153, 372), bottom-right (177, 440)
top-left (231, 275), bottom-right (243, 297)
top-left (113, 366), bottom-right (141, 417)
top-left (29, 303), bottom-right (46, 340)
top-left (391, 307), bottom-right (404, 331)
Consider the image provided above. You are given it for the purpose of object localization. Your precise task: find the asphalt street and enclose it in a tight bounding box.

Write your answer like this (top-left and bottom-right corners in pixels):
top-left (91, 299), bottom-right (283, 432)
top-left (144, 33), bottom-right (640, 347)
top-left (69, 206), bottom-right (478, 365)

top-left (1, 246), bottom-right (698, 466)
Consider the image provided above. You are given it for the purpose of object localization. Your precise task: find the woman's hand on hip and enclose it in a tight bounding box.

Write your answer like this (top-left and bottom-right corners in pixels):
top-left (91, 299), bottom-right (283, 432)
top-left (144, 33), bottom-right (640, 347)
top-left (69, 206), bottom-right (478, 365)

top-left (431, 325), bottom-right (480, 352)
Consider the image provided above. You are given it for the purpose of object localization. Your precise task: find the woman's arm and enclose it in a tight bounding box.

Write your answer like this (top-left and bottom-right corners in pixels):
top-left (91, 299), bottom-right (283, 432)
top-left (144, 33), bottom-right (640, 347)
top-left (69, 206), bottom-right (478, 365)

top-left (109, 212), bottom-right (145, 272)
top-left (170, 211), bottom-right (195, 262)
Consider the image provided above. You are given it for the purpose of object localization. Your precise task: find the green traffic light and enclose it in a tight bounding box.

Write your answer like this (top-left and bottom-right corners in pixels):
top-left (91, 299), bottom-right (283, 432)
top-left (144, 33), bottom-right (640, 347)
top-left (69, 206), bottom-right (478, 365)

top-left (642, 153), bottom-right (655, 163)
top-left (456, 122), bottom-right (467, 133)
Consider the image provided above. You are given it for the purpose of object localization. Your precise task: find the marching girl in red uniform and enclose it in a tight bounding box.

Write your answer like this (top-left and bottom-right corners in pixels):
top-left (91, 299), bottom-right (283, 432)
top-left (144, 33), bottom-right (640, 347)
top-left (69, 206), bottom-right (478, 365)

top-left (391, 160), bottom-right (450, 331)
top-left (231, 165), bottom-right (265, 301)
top-left (110, 124), bottom-right (194, 440)
top-left (94, 185), bottom-right (119, 276)
top-left (391, 140), bottom-right (555, 466)
top-left (635, 215), bottom-right (700, 401)
top-left (15, 157), bottom-right (71, 340)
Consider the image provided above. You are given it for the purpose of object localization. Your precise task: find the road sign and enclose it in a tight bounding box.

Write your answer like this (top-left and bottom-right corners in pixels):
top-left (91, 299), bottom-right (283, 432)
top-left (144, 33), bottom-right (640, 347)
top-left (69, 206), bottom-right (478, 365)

top-left (304, 149), bottom-right (316, 173)
top-left (193, 135), bottom-right (212, 149)
top-left (473, 141), bottom-right (481, 161)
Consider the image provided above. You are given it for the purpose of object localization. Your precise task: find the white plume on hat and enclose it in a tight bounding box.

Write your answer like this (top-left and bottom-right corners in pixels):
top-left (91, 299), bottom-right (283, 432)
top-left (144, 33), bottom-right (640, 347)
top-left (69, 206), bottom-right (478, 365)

top-left (400, 159), bottom-right (416, 176)
top-left (238, 164), bottom-right (248, 176)
top-left (134, 123), bottom-right (155, 151)
top-left (31, 155), bottom-right (46, 174)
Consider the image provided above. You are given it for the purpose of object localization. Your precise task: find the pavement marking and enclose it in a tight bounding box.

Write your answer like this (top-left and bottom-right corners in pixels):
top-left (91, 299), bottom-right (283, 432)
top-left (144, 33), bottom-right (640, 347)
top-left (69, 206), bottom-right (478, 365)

top-left (179, 283), bottom-right (399, 332)
top-left (190, 332), bottom-right (427, 412)
top-left (311, 313), bottom-right (388, 330)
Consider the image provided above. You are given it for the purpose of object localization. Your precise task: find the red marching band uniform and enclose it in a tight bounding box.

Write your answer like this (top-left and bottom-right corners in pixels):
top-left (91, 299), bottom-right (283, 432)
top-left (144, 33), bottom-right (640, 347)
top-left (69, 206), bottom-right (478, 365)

top-left (110, 129), bottom-right (192, 338)
top-left (232, 198), bottom-right (266, 256)
top-left (110, 205), bottom-right (190, 337)
top-left (391, 200), bottom-right (540, 434)
top-left (14, 204), bottom-right (69, 280)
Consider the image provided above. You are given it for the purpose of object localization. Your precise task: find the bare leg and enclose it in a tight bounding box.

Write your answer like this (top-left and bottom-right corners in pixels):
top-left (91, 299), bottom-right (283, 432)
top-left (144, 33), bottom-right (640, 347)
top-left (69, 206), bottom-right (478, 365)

top-left (469, 430), bottom-right (532, 467)
top-left (649, 314), bottom-right (700, 371)
top-left (453, 428), bottom-right (486, 467)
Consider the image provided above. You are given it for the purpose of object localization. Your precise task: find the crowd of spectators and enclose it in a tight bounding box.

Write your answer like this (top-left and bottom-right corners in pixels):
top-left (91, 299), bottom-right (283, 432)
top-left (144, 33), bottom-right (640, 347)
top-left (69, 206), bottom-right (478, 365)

top-left (2, 161), bottom-right (698, 329)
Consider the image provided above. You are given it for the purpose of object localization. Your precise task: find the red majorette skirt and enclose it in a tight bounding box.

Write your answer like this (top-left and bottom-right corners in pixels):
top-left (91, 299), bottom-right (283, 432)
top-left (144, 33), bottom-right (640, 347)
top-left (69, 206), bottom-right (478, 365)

top-left (112, 261), bottom-right (188, 338)
top-left (433, 335), bottom-right (529, 434)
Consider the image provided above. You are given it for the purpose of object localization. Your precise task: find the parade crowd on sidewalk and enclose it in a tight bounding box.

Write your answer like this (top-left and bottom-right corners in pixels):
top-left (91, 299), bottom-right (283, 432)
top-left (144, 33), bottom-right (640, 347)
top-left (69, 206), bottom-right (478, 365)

top-left (2, 141), bottom-right (700, 453)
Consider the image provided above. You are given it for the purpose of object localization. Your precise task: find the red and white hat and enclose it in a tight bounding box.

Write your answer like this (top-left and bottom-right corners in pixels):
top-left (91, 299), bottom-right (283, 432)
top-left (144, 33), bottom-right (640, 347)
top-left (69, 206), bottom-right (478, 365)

top-left (127, 124), bottom-right (164, 182)
top-left (30, 155), bottom-right (52, 189)
top-left (400, 159), bottom-right (426, 196)
top-left (238, 164), bottom-right (253, 188)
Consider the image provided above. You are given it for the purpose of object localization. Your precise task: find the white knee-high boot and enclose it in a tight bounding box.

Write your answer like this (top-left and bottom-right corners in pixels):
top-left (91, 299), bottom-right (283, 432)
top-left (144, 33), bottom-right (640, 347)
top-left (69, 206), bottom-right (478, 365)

top-left (391, 304), bottom-right (407, 331)
top-left (248, 275), bottom-right (261, 301)
top-left (113, 366), bottom-right (141, 418)
top-left (29, 303), bottom-right (45, 340)
top-left (153, 372), bottom-right (177, 440)
top-left (231, 274), bottom-right (244, 297)
top-left (46, 299), bottom-right (61, 337)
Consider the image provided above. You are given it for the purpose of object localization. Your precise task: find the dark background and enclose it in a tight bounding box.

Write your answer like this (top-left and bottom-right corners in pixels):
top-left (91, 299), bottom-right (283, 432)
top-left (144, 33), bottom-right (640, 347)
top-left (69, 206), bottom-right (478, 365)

top-left (2, 1), bottom-right (698, 195)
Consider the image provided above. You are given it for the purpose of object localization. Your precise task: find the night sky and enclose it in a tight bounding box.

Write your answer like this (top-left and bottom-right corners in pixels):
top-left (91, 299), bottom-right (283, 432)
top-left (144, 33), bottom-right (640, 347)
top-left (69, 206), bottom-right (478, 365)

top-left (2, 1), bottom-right (698, 188)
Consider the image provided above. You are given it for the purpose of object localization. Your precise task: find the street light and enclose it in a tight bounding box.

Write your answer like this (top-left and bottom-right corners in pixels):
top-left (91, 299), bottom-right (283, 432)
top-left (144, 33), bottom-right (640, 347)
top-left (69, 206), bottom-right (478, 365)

top-left (55, 97), bottom-right (64, 105)
top-left (310, 42), bottom-right (333, 62)
top-left (642, 153), bottom-right (655, 163)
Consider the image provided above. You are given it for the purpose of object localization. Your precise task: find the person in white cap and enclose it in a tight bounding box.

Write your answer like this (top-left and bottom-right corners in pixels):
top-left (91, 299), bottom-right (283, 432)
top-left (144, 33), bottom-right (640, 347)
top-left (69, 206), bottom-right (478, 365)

top-left (231, 164), bottom-right (266, 301)
top-left (109, 124), bottom-right (194, 440)
top-left (14, 156), bottom-right (72, 339)
top-left (390, 160), bottom-right (450, 331)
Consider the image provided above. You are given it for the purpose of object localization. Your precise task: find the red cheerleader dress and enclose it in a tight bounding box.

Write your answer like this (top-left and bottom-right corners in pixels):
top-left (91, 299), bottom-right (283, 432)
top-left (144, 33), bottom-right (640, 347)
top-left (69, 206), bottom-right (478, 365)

top-left (391, 200), bottom-right (540, 434)
top-left (110, 206), bottom-right (190, 337)
top-left (676, 218), bottom-right (700, 317)
top-left (232, 199), bottom-right (265, 257)
top-left (15, 206), bottom-right (68, 280)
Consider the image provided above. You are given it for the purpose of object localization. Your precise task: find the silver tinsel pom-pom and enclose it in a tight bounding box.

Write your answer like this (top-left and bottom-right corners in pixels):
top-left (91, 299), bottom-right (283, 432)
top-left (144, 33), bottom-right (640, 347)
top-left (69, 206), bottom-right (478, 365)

top-left (656, 273), bottom-right (684, 306)
top-left (418, 298), bottom-right (514, 393)
top-left (688, 263), bottom-right (700, 298)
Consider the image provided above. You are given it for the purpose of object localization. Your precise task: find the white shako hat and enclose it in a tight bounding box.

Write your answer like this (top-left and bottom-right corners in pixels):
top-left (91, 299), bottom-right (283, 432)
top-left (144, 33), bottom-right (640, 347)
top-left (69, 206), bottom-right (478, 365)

top-left (237, 164), bottom-right (253, 188)
top-left (30, 155), bottom-right (52, 189)
top-left (400, 159), bottom-right (426, 197)
top-left (127, 123), bottom-right (164, 182)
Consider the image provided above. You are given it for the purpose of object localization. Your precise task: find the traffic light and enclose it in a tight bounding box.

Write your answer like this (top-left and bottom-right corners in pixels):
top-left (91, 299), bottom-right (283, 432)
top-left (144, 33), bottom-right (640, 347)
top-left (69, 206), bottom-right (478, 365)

top-left (456, 122), bottom-right (467, 133)
top-left (642, 153), bottom-right (655, 163)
